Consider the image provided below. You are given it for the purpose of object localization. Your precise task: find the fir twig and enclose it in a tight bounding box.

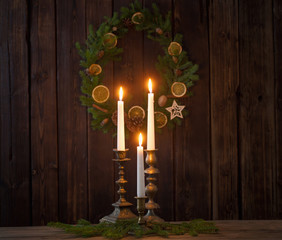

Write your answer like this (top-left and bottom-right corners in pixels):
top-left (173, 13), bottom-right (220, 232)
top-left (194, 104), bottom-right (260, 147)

top-left (48, 219), bottom-right (218, 240)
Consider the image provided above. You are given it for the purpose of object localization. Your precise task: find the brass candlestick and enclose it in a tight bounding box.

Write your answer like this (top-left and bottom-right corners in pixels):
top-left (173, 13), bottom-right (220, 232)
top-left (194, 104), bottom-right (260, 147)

top-left (143, 149), bottom-right (164, 223)
top-left (135, 196), bottom-right (147, 225)
top-left (100, 149), bottom-right (137, 223)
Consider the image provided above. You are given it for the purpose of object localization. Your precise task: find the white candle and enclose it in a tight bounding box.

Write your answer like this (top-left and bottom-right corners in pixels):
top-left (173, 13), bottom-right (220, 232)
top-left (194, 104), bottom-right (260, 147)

top-left (137, 133), bottom-right (145, 197)
top-left (117, 87), bottom-right (125, 151)
top-left (147, 78), bottom-right (155, 150)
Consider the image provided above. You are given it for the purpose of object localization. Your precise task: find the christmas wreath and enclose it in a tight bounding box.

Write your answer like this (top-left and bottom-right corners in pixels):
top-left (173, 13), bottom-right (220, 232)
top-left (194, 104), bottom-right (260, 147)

top-left (76, 0), bottom-right (199, 134)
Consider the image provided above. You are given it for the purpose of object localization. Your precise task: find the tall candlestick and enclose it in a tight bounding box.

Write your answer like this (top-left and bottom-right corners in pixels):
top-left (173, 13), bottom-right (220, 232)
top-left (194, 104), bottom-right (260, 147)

top-left (147, 78), bottom-right (155, 150)
top-left (117, 87), bottom-right (125, 151)
top-left (137, 133), bottom-right (145, 197)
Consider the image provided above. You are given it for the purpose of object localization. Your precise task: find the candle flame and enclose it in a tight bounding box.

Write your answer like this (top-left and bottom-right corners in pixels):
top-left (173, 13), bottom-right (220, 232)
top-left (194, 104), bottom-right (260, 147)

top-left (139, 133), bottom-right (142, 146)
top-left (119, 87), bottom-right (123, 101)
top-left (148, 78), bottom-right (152, 93)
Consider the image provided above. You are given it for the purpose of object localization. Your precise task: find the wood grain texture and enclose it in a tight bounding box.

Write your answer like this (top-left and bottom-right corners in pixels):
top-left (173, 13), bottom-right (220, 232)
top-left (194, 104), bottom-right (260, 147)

top-left (275, 0), bottom-right (282, 220)
top-left (86, 0), bottom-right (115, 223)
top-left (143, 0), bottom-right (174, 221)
top-left (0, 0), bottom-right (30, 226)
top-left (274, 0), bottom-right (282, 219)
top-left (112, 0), bottom-right (143, 214)
top-left (239, 0), bottom-right (276, 219)
top-left (209, 0), bottom-right (239, 219)
top-left (1, 221), bottom-right (282, 239)
top-left (30, 0), bottom-right (58, 225)
top-left (174, 0), bottom-right (211, 220)
top-left (1, 0), bottom-right (282, 226)
top-left (56, 0), bottom-right (88, 223)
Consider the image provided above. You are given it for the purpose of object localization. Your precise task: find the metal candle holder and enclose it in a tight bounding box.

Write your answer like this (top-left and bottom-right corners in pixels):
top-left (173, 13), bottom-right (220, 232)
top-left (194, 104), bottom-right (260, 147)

top-left (143, 149), bottom-right (164, 223)
top-left (135, 196), bottom-right (147, 225)
top-left (100, 149), bottom-right (137, 223)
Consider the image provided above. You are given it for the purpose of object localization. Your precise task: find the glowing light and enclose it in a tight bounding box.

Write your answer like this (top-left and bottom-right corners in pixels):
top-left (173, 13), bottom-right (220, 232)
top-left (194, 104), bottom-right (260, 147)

top-left (119, 87), bottom-right (123, 101)
top-left (148, 78), bottom-right (152, 93)
top-left (139, 133), bottom-right (143, 146)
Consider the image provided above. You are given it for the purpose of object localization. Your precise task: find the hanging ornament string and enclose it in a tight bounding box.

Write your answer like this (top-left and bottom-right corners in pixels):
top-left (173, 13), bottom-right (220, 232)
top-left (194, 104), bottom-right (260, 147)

top-left (76, 0), bottom-right (199, 135)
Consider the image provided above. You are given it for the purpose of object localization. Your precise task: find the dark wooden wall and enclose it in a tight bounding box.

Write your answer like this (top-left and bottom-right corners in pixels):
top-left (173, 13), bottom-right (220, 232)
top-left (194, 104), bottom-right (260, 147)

top-left (0, 0), bottom-right (281, 226)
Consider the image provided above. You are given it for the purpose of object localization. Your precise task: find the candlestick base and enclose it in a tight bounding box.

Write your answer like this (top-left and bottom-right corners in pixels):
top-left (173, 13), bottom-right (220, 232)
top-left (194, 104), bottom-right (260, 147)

top-left (100, 149), bottom-right (137, 223)
top-left (144, 149), bottom-right (164, 223)
top-left (100, 201), bottom-right (137, 223)
top-left (143, 210), bottom-right (164, 223)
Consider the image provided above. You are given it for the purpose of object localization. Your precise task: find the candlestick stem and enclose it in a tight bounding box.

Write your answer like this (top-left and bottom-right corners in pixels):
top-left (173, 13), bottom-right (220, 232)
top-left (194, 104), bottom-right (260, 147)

top-left (100, 149), bottom-right (137, 223)
top-left (143, 149), bottom-right (164, 223)
top-left (135, 196), bottom-right (147, 225)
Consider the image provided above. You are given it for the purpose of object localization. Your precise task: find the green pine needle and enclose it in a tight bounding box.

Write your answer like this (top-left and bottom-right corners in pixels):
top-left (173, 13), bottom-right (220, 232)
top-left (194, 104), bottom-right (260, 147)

top-left (76, 1), bottom-right (199, 134)
top-left (48, 218), bottom-right (218, 239)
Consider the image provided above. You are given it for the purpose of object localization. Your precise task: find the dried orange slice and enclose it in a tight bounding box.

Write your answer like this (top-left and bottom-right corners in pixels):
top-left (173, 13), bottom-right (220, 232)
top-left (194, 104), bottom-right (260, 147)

top-left (92, 85), bottom-right (110, 103)
top-left (102, 33), bottom-right (117, 49)
top-left (168, 42), bottom-right (182, 56)
top-left (171, 82), bottom-right (187, 97)
top-left (128, 106), bottom-right (145, 120)
top-left (155, 111), bottom-right (168, 129)
top-left (88, 64), bottom-right (102, 75)
top-left (131, 12), bottom-right (144, 24)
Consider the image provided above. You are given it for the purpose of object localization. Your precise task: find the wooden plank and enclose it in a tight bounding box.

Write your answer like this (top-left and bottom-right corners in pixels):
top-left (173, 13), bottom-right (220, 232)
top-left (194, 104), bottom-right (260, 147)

top-left (2, 221), bottom-right (282, 239)
top-left (0, 0), bottom-right (30, 226)
top-left (174, 0), bottom-right (211, 220)
top-left (239, 0), bottom-right (276, 219)
top-left (143, 0), bottom-right (174, 221)
top-left (30, 0), bottom-right (58, 225)
top-left (56, 0), bottom-right (88, 223)
top-left (274, 0), bottom-right (282, 219)
top-left (86, 0), bottom-right (115, 223)
top-left (112, 0), bottom-right (144, 214)
top-left (0, 0), bottom-right (12, 226)
top-left (209, 0), bottom-right (239, 219)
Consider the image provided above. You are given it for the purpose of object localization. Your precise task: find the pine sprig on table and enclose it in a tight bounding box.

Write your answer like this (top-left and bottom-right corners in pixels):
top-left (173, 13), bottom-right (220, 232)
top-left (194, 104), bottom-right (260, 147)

top-left (48, 218), bottom-right (218, 239)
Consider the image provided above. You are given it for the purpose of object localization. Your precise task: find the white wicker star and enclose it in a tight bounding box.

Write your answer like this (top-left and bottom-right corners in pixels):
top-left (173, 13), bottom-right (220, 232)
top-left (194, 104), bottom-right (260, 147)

top-left (165, 100), bottom-right (185, 120)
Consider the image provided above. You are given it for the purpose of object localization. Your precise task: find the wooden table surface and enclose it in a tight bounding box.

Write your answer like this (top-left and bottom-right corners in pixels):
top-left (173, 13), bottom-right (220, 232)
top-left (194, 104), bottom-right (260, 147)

top-left (1, 220), bottom-right (282, 239)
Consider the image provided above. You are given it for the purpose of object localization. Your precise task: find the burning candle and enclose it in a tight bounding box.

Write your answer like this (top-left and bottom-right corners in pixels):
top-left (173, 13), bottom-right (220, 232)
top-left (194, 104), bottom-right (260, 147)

top-left (147, 78), bottom-right (155, 150)
top-left (117, 87), bottom-right (125, 151)
top-left (137, 133), bottom-right (145, 197)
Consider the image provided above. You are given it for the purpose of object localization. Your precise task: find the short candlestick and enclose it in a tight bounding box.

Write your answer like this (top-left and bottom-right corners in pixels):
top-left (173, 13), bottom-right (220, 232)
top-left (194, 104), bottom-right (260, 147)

top-left (135, 196), bottom-right (147, 225)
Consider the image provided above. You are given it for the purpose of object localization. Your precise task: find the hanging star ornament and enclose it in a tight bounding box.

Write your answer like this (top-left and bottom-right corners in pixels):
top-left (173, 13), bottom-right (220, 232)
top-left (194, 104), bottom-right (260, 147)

top-left (166, 100), bottom-right (185, 120)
